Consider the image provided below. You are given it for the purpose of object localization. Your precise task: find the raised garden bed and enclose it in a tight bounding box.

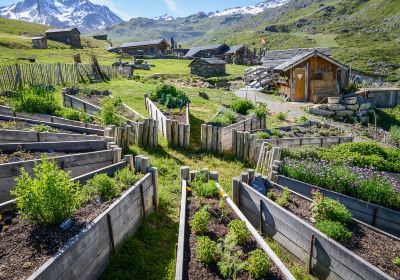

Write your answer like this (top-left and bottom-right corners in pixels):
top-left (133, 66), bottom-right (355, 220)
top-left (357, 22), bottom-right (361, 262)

top-left (0, 129), bottom-right (105, 143)
top-left (273, 121), bottom-right (347, 139)
top-left (0, 154), bottom-right (158, 280)
top-left (0, 148), bottom-right (121, 203)
top-left (233, 171), bottom-right (398, 280)
top-left (176, 167), bottom-right (295, 280)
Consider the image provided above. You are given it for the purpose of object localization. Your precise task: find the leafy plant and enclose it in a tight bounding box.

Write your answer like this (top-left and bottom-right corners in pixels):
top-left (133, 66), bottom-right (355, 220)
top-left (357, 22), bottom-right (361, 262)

top-left (98, 96), bottom-right (124, 126)
top-left (394, 256), bottom-right (400, 267)
top-left (315, 220), bottom-right (352, 243)
top-left (86, 173), bottom-right (120, 201)
top-left (190, 206), bottom-right (211, 234)
top-left (60, 108), bottom-right (90, 123)
top-left (218, 235), bottom-right (247, 279)
top-left (267, 189), bottom-right (275, 200)
top-left (195, 236), bottom-right (220, 265)
top-left (255, 131), bottom-right (270, 139)
top-left (311, 192), bottom-right (352, 225)
top-left (276, 188), bottom-right (290, 207)
top-left (247, 249), bottom-right (271, 280)
top-left (149, 84), bottom-right (190, 109)
top-left (276, 111), bottom-right (288, 121)
top-left (228, 219), bottom-right (250, 245)
top-left (114, 167), bottom-right (140, 190)
top-left (12, 156), bottom-right (80, 225)
top-left (270, 128), bottom-right (283, 138)
top-left (389, 125), bottom-right (400, 145)
top-left (28, 124), bottom-right (59, 133)
top-left (250, 104), bottom-right (268, 118)
top-left (231, 99), bottom-right (254, 115)
top-left (210, 107), bottom-right (237, 127)
top-left (193, 180), bottom-right (219, 198)
top-left (219, 198), bottom-right (230, 221)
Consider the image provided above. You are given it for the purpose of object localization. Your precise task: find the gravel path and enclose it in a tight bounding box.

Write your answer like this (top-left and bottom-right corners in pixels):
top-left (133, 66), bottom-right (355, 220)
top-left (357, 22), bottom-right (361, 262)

top-left (235, 87), bottom-right (318, 121)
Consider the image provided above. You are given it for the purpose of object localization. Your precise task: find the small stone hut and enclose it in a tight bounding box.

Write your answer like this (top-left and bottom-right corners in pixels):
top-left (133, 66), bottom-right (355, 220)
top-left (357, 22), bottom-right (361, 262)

top-left (185, 44), bottom-right (230, 59)
top-left (221, 45), bottom-right (255, 65)
top-left (45, 28), bottom-right (81, 48)
top-left (189, 58), bottom-right (227, 78)
top-left (31, 36), bottom-right (48, 49)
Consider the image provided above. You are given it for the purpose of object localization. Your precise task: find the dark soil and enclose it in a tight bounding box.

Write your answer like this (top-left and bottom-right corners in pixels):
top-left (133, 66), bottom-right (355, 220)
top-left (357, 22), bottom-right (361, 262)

top-left (154, 101), bottom-right (187, 123)
top-left (270, 187), bottom-right (400, 279)
top-left (184, 194), bottom-right (284, 280)
top-left (0, 151), bottom-right (69, 164)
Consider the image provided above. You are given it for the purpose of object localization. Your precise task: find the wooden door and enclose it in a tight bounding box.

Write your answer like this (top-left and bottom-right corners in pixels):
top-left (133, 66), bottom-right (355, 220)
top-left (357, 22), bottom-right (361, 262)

top-left (293, 69), bottom-right (306, 101)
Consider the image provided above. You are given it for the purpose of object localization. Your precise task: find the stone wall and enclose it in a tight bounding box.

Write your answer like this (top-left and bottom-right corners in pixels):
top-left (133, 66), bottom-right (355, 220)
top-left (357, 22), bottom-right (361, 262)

top-left (190, 62), bottom-right (226, 78)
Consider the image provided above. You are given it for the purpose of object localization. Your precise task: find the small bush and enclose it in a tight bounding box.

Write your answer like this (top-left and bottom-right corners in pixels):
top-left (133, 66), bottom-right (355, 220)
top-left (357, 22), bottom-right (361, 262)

top-left (267, 189), bottom-right (275, 200)
top-left (276, 188), bottom-right (290, 207)
top-left (231, 99), bottom-right (254, 115)
top-left (218, 235), bottom-right (247, 279)
top-left (389, 126), bottom-right (400, 145)
top-left (247, 249), bottom-right (271, 280)
top-left (60, 108), bottom-right (90, 123)
top-left (195, 236), bottom-right (220, 264)
top-left (193, 180), bottom-right (219, 198)
top-left (270, 128), bottom-right (283, 138)
top-left (210, 108), bottom-right (237, 127)
top-left (250, 104), bottom-right (268, 118)
top-left (316, 220), bottom-right (352, 243)
top-left (255, 131), bottom-right (270, 139)
top-left (394, 256), bottom-right (400, 267)
top-left (228, 219), bottom-right (250, 245)
top-left (114, 167), bottom-right (139, 190)
top-left (98, 96), bottom-right (124, 126)
top-left (311, 192), bottom-right (352, 225)
top-left (276, 111), bottom-right (288, 121)
top-left (28, 124), bottom-right (59, 133)
top-left (12, 157), bottom-right (80, 225)
top-left (149, 84), bottom-right (190, 109)
top-left (190, 206), bottom-right (211, 234)
top-left (86, 173), bottom-right (119, 201)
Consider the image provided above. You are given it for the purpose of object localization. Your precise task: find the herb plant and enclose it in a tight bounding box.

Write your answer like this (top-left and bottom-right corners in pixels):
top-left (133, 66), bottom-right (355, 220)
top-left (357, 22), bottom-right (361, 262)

top-left (394, 256), bottom-right (400, 267)
top-left (231, 99), bottom-right (254, 115)
top-left (276, 188), bottom-right (290, 207)
top-left (247, 249), bottom-right (271, 280)
top-left (114, 167), bottom-right (139, 190)
top-left (228, 219), bottom-right (250, 245)
top-left (217, 235), bottom-right (247, 279)
top-left (311, 192), bottom-right (352, 225)
top-left (316, 220), bottom-right (352, 243)
top-left (255, 131), bottom-right (270, 139)
top-left (210, 107), bottom-right (237, 127)
top-left (149, 84), bottom-right (190, 109)
top-left (190, 206), bottom-right (211, 234)
top-left (86, 173), bottom-right (119, 201)
top-left (195, 236), bottom-right (220, 265)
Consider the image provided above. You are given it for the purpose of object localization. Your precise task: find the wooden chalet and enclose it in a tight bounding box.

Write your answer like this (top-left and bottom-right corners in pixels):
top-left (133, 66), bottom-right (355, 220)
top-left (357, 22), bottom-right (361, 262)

top-left (185, 44), bottom-right (229, 59)
top-left (221, 45), bottom-right (255, 65)
top-left (189, 58), bottom-right (227, 78)
top-left (45, 28), bottom-right (81, 48)
top-left (262, 48), bottom-right (348, 103)
top-left (120, 39), bottom-right (170, 56)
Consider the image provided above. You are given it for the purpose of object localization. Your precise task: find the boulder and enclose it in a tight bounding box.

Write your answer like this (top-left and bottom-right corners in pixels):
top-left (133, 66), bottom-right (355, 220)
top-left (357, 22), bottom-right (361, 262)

top-left (346, 105), bottom-right (359, 111)
top-left (309, 107), bottom-right (334, 116)
top-left (335, 110), bottom-right (354, 117)
top-left (327, 104), bottom-right (346, 111)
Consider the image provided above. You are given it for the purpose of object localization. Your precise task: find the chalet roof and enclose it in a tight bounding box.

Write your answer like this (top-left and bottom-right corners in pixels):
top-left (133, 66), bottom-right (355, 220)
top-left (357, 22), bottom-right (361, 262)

top-left (224, 45), bottom-right (245, 55)
top-left (45, 28), bottom-right (80, 34)
top-left (185, 44), bottom-right (227, 58)
top-left (274, 50), bottom-right (348, 72)
top-left (189, 57), bottom-right (227, 66)
top-left (262, 48), bottom-right (331, 69)
top-left (120, 39), bottom-right (169, 48)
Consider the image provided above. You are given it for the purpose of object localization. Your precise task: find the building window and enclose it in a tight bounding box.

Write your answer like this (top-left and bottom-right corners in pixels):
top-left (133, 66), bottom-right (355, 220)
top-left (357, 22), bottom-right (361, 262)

top-left (315, 69), bottom-right (329, 80)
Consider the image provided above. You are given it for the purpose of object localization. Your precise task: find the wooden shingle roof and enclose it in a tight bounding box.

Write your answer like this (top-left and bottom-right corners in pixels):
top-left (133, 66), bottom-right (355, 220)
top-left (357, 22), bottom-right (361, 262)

top-left (189, 57), bottom-right (227, 66)
top-left (120, 39), bottom-right (169, 48)
top-left (262, 48), bottom-right (331, 69)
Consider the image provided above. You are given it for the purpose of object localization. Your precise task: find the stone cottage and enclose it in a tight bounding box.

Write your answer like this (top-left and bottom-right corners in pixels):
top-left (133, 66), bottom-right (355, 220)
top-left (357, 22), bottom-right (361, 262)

top-left (120, 39), bottom-right (170, 56)
top-left (185, 44), bottom-right (230, 59)
top-left (45, 28), bottom-right (81, 48)
top-left (31, 36), bottom-right (47, 49)
top-left (221, 45), bottom-right (255, 65)
top-left (189, 58), bottom-right (227, 78)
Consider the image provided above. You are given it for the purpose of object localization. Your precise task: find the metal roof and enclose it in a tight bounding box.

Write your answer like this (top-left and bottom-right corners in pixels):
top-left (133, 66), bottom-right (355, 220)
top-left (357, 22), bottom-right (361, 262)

top-left (45, 27), bottom-right (80, 34)
top-left (120, 39), bottom-right (169, 48)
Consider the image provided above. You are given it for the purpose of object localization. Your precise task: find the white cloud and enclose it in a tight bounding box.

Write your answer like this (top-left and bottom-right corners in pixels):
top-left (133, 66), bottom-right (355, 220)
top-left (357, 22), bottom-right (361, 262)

top-left (90, 0), bottom-right (131, 20)
top-left (164, 0), bottom-right (177, 12)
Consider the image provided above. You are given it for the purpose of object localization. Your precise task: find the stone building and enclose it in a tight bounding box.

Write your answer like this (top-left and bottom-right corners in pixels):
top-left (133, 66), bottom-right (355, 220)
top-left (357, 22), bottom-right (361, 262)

top-left (31, 36), bottom-right (47, 49)
top-left (189, 58), bottom-right (227, 78)
top-left (221, 45), bottom-right (255, 65)
top-left (262, 48), bottom-right (348, 103)
top-left (185, 44), bottom-right (230, 59)
top-left (120, 39), bottom-right (170, 56)
top-left (45, 28), bottom-right (81, 48)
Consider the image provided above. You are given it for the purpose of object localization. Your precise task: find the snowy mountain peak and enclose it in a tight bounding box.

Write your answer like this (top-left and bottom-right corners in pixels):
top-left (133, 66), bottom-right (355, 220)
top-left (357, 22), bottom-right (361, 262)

top-left (210, 0), bottom-right (289, 17)
top-left (153, 14), bottom-right (174, 21)
top-left (0, 0), bottom-right (123, 32)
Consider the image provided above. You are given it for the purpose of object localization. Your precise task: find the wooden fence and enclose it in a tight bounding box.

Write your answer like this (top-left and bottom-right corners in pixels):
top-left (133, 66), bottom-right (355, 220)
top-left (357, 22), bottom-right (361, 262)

top-left (29, 155), bottom-right (158, 280)
top-left (233, 133), bottom-right (354, 163)
top-left (0, 63), bottom-right (131, 92)
top-left (201, 115), bottom-right (266, 155)
top-left (232, 177), bottom-right (393, 280)
top-left (145, 96), bottom-right (190, 149)
top-left (104, 120), bottom-right (158, 150)
top-left (357, 88), bottom-right (400, 108)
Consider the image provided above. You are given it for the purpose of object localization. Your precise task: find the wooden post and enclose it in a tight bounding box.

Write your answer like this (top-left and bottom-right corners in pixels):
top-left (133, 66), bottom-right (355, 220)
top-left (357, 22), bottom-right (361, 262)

top-left (243, 132), bottom-right (250, 162)
top-left (180, 166), bottom-right (190, 181)
top-left (232, 129), bottom-right (237, 156)
top-left (140, 184), bottom-right (146, 216)
top-left (184, 124), bottom-right (190, 150)
top-left (178, 123), bottom-right (185, 148)
top-left (206, 125), bottom-right (212, 151)
top-left (143, 119), bottom-right (149, 146)
top-left (173, 120), bottom-right (179, 147)
top-left (134, 155), bottom-right (143, 173)
top-left (249, 134), bottom-right (256, 164)
top-left (138, 122), bottom-right (144, 145)
top-left (211, 126), bottom-right (217, 152)
top-left (166, 119), bottom-right (172, 145)
top-left (259, 200), bottom-right (264, 234)
top-left (140, 157), bottom-right (150, 174)
top-left (124, 154), bottom-right (134, 172)
top-left (201, 124), bottom-right (207, 150)
top-left (232, 177), bottom-right (241, 206)
top-left (217, 127), bottom-right (223, 154)
top-left (113, 148), bottom-right (122, 163)
top-left (248, 169), bottom-right (255, 184)
top-left (308, 234), bottom-right (315, 274)
top-left (148, 120), bottom-right (154, 147)
top-left (189, 170), bottom-right (198, 182)
top-left (57, 63), bottom-right (64, 85)
top-left (149, 167), bottom-right (159, 211)
top-left (13, 64), bottom-right (22, 90)
top-left (209, 171), bottom-right (218, 182)
top-left (153, 121), bottom-right (158, 147)
top-left (107, 213), bottom-right (115, 251)
top-left (240, 172), bottom-right (249, 184)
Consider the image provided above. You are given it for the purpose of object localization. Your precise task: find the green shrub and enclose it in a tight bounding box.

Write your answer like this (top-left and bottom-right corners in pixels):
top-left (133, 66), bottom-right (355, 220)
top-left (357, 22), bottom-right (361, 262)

top-left (270, 128), bottom-right (283, 138)
top-left (276, 111), bottom-right (288, 121)
top-left (210, 108), bottom-right (237, 127)
top-left (149, 84), bottom-right (190, 109)
top-left (250, 104), bottom-right (268, 118)
top-left (311, 192), bottom-right (352, 225)
top-left (114, 167), bottom-right (139, 190)
top-left (193, 180), bottom-right (219, 198)
top-left (28, 124), bottom-right (59, 133)
top-left (281, 146), bottom-right (319, 160)
top-left (394, 256), bottom-right (400, 267)
top-left (98, 96), bottom-right (124, 126)
top-left (60, 108), bottom-right (90, 123)
top-left (86, 173), bottom-right (119, 201)
top-left (276, 188), bottom-right (290, 207)
top-left (218, 235), bottom-right (247, 279)
top-left (389, 125), bottom-right (400, 145)
top-left (228, 219), bottom-right (250, 245)
top-left (255, 131), bottom-right (270, 139)
top-left (190, 206), bottom-right (211, 234)
top-left (195, 236), bottom-right (220, 265)
top-left (315, 220), bottom-right (352, 243)
top-left (247, 249), bottom-right (271, 280)
top-left (231, 99), bottom-right (254, 115)
top-left (12, 157), bottom-right (80, 225)
top-left (267, 189), bottom-right (275, 200)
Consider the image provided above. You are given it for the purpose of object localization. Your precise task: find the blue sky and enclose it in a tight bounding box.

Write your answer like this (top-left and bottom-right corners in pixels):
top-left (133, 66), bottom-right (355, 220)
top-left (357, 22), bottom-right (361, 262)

top-left (0, 0), bottom-right (260, 20)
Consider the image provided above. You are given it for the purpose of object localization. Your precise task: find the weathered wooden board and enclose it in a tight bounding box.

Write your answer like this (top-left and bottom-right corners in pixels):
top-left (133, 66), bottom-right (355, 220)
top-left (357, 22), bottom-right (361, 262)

top-left (0, 140), bottom-right (108, 153)
top-left (237, 182), bottom-right (393, 280)
top-left (276, 176), bottom-right (400, 237)
top-left (0, 129), bottom-right (104, 143)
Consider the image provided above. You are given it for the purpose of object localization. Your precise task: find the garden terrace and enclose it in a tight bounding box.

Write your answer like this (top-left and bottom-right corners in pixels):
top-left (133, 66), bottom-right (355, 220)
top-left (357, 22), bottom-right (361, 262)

top-left (232, 172), bottom-right (400, 280)
top-left (0, 155), bottom-right (158, 280)
top-left (176, 166), bottom-right (296, 280)
top-left (0, 129), bottom-right (105, 143)
top-left (269, 121), bottom-right (347, 139)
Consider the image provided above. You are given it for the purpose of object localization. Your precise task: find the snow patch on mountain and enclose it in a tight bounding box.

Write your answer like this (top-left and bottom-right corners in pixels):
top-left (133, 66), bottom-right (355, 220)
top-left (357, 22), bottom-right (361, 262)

top-left (153, 14), bottom-right (174, 21)
top-left (210, 0), bottom-right (289, 17)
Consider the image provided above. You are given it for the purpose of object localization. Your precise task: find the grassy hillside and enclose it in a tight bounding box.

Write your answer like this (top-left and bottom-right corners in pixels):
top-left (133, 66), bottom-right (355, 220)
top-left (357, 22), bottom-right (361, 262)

top-left (187, 0), bottom-right (400, 80)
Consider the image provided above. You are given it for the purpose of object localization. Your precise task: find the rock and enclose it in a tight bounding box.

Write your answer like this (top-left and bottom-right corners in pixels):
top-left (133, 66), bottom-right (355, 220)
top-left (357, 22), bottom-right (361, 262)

top-left (327, 104), bottom-right (346, 111)
top-left (335, 110), bottom-right (354, 117)
top-left (359, 102), bottom-right (372, 111)
top-left (346, 105), bottom-right (359, 111)
top-left (309, 107), bottom-right (334, 116)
